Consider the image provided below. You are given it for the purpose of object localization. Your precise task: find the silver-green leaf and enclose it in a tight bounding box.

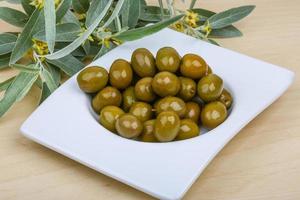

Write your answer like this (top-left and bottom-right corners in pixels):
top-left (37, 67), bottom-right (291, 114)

top-left (11, 63), bottom-right (40, 73)
top-left (21, 0), bottom-right (35, 16)
top-left (9, 9), bottom-right (44, 64)
top-left (44, 0), bottom-right (56, 53)
top-left (40, 64), bottom-right (57, 92)
top-left (139, 6), bottom-right (170, 22)
top-left (0, 33), bottom-right (17, 55)
top-left (56, 0), bottom-right (72, 22)
top-left (209, 25), bottom-right (242, 38)
top-left (0, 54), bottom-right (10, 69)
top-left (0, 71), bottom-right (39, 117)
top-left (0, 76), bottom-right (15, 92)
top-left (0, 7), bottom-right (28, 27)
top-left (72, 0), bottom-right (89, 14)
top-left (208, 5), bottom-right (255, 29)
top-left (85, 0), bottom-right (109, 28)
top-left (115, 14), bottom-right (183, 41)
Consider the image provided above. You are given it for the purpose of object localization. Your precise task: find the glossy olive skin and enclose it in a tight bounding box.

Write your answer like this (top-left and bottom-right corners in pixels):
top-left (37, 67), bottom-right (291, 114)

top-left (207, 65), bottom-right (212, 75)
top-left (129, 102), bottom-right (153, 122)
top-left (131, 48), bottom-right (156, 77)
top-left (109, 59), bottom-right (133, 89)
top-left (218, 89), bottom-right (233, 109)
top-left (152, 71), bottom-right (180, 97)
top-left (197, 74), bottom-right (223, 102)
top-left (184, 102), bottom-right (201, 123)
top-left (201, 101), bottom-right (227, 129)
top-left (115, 114), bottom-right (143, 138)
top-left (134, 77), bottom-right (156, 102)
top-left (92, 86), bottom-right (122, 113)
top-left (176, 119), bottom-right (200, 140)
top-left (155, 96), bottom-right (186, 118)
top-left (178, 77), bottom-right (196, 101)
top-left (140, 120), bottom-right (157, 142)
top-left (99, 106), bottom-right (125, 132)
top-left (155, 111), bottom-right (180, 142)
top-left (180, 54), bottom-right (208, 79)
top-left (122, 86), bottom-right (137, 112)
top-left (77, 66), bottom-right (108, 93)
top-left (156, 47), bottom-right (181, 73)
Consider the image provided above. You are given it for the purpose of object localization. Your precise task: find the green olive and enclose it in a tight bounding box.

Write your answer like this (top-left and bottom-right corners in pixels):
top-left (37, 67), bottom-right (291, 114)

top-left (129, 102), bottom-right (153, 122)
top-left (201, 101), bottom-right (227, 129)
top-left (152, 71), bottom-right (180, 97)
top-left (155, 96), bottom-right (186, 118)
top-left (176, 119), bottom-right (200, 140)
top-left (218, 89), bottom-right (233, 109)
top-left (180, 53), bottom-right (208, 79)
top-left (140, 120), bottom-right (157, 142)
top-left (178, 77), bottom-right (196, 101)
top-left (115, 114), bottom-right (143, 138)
top-left (156, 47), bottom-right (181, 72)
top-left (131, 48), bottom-right (156, 77)
top-left (184, 102), bottom-right (201, 123)
top-left (122, 86), bottom-right (137, 112)
top-left (99, 106), bottom-right (125, 132)
top-left (109, 59), bottom-right (133, 89)
top-left (92, 86), bottom-right (122, 113)
top-left (207, 65), bottom-right (212, 75)
top-left (134, 77), bottom-right (156, 102)
top-left (77, 66), bottom-right (108, 93)
top-left (155, 111), bottom-right (180, 142)
top-left (197, 74), bottom-right (223, 102)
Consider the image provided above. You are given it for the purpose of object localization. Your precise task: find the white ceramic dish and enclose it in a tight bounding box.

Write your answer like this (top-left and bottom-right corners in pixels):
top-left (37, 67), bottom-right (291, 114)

top-left (21, 28), bottom-right (294, 200)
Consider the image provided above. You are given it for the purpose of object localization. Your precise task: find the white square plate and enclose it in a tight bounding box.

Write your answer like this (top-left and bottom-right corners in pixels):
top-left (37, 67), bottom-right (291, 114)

top-left (21, 29), bottom-right (294, 200)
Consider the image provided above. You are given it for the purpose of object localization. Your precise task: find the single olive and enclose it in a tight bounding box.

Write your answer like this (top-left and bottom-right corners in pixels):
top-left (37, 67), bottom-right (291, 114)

top-left (77, 66), bottom-right (108, 93)
top-left (152, 71), bottom-right (180, 97)
top-left (155, 111), bottom-right (180, 142)
top-left (122, 86), bottom-right (137, 112)
top-left (218, 89), bottom-right (233, 109)
top-left (184, 102), bottom-right (201, 123)
top-left (134, 77), bottom-right (156, 102)
top-left (140, 120), bottom-right (157, 142)
top-left (115, 114), bottom-right (143, 138)
top-left (176, 119), bottom-right (200, 140)
top-left (180, 53), bottom-right (208, 79)
top-left (131, 48), bottom-right (156, 77)
top-left (197, 74), bottom-right (223, 102)
top-left (129, 102), bottom-right (153, 122)
top-left (99, 106), bottom-right (125, 132)
top-left (178, 77), bottom-right (196, 101)
top-left (156, 47), bottom-right (181, 72)
top-left (109, 59), bottom-right (133, 89)
top-left (155, 96), bottom-right (186, 118)
top-left (92, 86), bottom-right (122, 113)
top-left (201, 101), bottom-right (227, 129)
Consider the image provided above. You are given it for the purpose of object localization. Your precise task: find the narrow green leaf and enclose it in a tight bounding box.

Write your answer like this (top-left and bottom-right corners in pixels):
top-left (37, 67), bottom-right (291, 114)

top-left (61, 10), bottom-right (81, 26)
top-left (139, 6), bottom-right (170, 22)
top-left (126, 0), bottom-right (140, 28)
top-left (33, 23), bottom-right (81, 42)
top-left (82, 40), bottom-right (90, 55)
top-left (0, 7), bottom-right (28, 27)
top-left (45, 0), bottom-right (113, 60)
top-left (115, 14), bottom-right (183, 41)
top-left (56, 0), bottom-right (72, 21)
top-left (192, 8), bottom-right (215, 18)
top-left (46, 54), bottom-right (84, 76)
top-left (121, 0), bottom-right (130, 27)
top-left (102, 0), bottom-right (125, 28)
top-left (0, 76), bottom-right (15, 92)
top-left (45, 63), bottom-right (61, 85)
top-left (189, 0), bottom-right (197, 9)
top-left (40, 64), bottom-right (57, 92)
top-left (44, 0), bottom-right (56, 53)
top-left (4, 0), bottom-right (21, 4)
top-left (0, 54), bottom-right (10, 69)
top-left (208, 38), bottom-right (220, 46)
top-left (94, 43), bottom-right (117, 60)
top-left (0, 33), bottom-right (17, 55)
top-left (85, 0), bottom-right (109, 28)
top-left (15, 73), bottom-right (39, 101)
top-left (9, 9), bottom-right (44, 64)
top-left (0, 71), bottom-right (38, 117)
top-left (21, 0), bottom-right (35, 16)
top-left (209, 25), bottom-right (242, 38)
top-left (11, 63), bottom-right (40, 73)
top-left (72, 0), bottom-right (90, 14)
top-left (158, 0), bottom-right (164, 19)
top-left (208, 5), bottom-right (255, 29)
top-left (39, 82), bottom-right (51, 104)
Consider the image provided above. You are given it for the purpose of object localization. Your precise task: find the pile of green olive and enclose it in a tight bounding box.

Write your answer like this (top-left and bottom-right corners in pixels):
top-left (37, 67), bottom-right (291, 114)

top-left (77, 47), bottom-right (233, 142)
